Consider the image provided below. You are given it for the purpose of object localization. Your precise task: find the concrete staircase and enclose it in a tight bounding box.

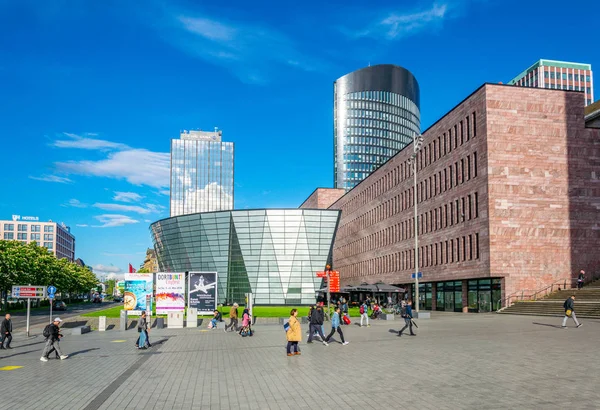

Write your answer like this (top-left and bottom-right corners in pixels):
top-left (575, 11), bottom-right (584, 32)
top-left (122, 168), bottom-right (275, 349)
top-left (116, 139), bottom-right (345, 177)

top-left (499, 281), bottom-right (600, 318)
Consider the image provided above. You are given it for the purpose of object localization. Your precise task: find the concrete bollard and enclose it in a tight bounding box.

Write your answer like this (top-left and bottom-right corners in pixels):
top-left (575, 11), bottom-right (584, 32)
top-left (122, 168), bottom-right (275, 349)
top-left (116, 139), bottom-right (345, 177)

top-left (99, 316), bottom-right (107, 331)
top-left (187, 308), bottom-right (198, 328)
top-left (168, 311), bottom-right (184, 329)
top-left (119, 310), bottom-right (127, 331)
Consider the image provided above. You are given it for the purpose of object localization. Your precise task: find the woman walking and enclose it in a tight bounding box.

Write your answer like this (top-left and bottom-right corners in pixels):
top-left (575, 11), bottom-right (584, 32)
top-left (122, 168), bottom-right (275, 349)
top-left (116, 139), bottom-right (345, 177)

top-left (286, 309), bottom-right (302, 356)
top-left (325, 307), bottom-right (349, 345)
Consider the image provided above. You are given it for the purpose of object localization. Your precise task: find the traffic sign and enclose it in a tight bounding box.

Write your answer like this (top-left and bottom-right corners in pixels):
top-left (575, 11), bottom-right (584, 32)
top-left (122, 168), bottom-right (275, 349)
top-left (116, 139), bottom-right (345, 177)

top-left (47, 286), bottom-right (57, 295)
top-left (12, 286), bottom-right (46, 299)
top-left (411, 272), bottom-right (423, 279)
top-left (48, 294), bottom-right (54, 300)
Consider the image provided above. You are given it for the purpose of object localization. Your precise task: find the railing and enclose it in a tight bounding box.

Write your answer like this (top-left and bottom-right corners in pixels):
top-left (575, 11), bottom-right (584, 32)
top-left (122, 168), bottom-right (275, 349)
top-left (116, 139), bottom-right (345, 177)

top-left (497, 272), bottom-right (600, 312)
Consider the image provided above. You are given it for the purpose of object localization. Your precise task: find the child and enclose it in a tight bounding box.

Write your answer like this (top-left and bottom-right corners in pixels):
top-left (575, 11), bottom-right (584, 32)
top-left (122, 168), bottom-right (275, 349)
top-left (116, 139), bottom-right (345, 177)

top-left (239, 308), bottom-right (252, 336)
top-left (286, 309), bottom-right (302, 356)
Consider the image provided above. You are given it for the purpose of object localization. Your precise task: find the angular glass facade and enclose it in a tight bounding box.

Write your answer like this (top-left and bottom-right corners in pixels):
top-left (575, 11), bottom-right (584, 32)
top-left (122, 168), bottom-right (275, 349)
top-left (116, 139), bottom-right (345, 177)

top-left (150, 209), bottom-right (340, 305)
top-left (334, 64), bottom-right (420, 191)
top-left (170, 130), bottom-right (234, 217)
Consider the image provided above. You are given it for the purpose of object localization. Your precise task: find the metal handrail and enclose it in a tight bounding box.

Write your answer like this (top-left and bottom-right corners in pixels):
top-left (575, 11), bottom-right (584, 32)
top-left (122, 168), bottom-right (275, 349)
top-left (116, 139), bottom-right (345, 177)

top-left (497, 273), bottom-right (600, 312)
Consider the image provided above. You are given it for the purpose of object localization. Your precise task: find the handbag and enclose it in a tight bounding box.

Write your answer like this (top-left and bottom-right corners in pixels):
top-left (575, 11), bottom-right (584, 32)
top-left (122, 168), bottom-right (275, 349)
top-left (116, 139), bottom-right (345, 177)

top-left (566, 309), bottom-right (572, 317)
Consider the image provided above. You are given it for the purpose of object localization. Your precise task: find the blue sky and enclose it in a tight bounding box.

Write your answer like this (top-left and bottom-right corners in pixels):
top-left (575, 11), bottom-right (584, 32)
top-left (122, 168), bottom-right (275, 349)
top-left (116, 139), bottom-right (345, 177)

top-left (1, 0), bottom-right (598, 278)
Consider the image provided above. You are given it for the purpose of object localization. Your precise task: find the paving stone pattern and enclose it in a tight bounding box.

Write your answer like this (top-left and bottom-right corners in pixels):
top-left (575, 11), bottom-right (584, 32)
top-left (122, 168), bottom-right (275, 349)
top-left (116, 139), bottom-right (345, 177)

top-left (0, 314), bottom-right (599, 409)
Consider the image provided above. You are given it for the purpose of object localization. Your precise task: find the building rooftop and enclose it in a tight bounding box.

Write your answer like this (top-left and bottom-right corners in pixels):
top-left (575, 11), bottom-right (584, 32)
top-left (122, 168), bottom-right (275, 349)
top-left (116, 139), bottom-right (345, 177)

top-left (508, 59), bottom-right (592, 84)
top-left (179, 129), bottom-right (222, 142)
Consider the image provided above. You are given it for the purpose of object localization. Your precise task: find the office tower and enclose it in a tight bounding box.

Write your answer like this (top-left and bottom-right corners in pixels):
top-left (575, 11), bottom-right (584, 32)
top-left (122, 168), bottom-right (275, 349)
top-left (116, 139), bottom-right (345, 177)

top-left (170, 129), bottom-right (234, 217)
top-left (334, 64), bottom-right (420, 190)
top-left (509, 59), bottom-right (594, 106)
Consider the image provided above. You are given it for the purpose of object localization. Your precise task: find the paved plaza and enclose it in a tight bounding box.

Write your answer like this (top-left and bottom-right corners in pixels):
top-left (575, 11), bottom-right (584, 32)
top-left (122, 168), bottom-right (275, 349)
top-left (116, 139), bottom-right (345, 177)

top-left (0, 313), bottom-right (599, 409)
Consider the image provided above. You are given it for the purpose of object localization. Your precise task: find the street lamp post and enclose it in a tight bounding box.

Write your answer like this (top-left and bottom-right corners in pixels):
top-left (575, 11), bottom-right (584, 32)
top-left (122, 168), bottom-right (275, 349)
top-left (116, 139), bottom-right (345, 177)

top-left (409, 134), bottom-right (424, 312)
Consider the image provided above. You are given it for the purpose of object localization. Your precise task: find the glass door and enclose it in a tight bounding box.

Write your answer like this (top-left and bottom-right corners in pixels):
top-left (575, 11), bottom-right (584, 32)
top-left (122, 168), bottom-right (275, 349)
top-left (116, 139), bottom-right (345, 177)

top-left (478, 292), bottom-right (491, 312)
top-left (444, 290), bottom-right (454, 311)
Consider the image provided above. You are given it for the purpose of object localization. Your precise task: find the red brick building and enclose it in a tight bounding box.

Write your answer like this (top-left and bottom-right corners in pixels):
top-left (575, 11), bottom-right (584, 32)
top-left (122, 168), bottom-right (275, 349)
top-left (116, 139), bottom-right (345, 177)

top-left (300, 188), bottom-right (346, 210)
top-left (326, 84), bottom-right (600, 312)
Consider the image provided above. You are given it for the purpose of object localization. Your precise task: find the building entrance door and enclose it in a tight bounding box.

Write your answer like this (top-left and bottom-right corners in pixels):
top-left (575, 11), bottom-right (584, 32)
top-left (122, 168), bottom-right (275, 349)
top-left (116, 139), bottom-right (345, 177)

top-left (478, 292), bottom-right (491, 313)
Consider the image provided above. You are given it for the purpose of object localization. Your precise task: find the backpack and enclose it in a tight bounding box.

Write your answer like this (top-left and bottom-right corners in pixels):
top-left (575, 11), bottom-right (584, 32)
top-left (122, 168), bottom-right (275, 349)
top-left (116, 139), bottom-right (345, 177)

top-left (400, 306), bottom-right (407, 318)
top-left (360, 305), bottom-right (365, 314)
top-left (43, 324), bottom-right (52, 338)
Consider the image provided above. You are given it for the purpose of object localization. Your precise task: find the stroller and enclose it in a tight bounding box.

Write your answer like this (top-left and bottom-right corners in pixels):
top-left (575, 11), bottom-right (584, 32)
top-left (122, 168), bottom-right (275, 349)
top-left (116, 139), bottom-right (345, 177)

top-left (239, 325), bottom-right (253, 337)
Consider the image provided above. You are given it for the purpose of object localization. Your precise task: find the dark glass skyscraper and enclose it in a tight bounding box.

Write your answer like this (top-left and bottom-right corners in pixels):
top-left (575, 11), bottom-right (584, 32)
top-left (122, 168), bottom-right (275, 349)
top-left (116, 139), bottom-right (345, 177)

top-left (334, 64), bottom-right (420, 190)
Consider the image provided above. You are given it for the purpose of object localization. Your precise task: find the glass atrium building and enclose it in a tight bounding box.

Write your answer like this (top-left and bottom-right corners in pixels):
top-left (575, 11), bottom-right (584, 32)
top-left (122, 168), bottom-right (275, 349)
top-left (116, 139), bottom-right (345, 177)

top-left (170, 130), bottom-right (234, 217)
top-left (334, 64), bottom-right (420, 190)
top-left (150, 209), bottom-right (340, 305)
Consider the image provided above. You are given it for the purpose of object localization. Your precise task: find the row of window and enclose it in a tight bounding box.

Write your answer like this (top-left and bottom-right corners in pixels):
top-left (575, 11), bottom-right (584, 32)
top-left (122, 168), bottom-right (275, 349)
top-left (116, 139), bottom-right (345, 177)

top-left (339, 151), bottom-right (478, 238)
top-left (345, 107), bottom-right (420, 127)
top-left (341, 232), bottom-right (481, 278)
top-left (343, 123), bottom-right (418, 139)
top-left (2, 236), bottom-right (55, 251)
top-left (544, 71), bottom-right (591, 82)
top-left (343, 145), bottom-right (400, 161)
top-left (338, 111), bottom-right (478, 218)
top-left (2, 224), bottom-right (54, 232)
top-left (337, 191), bottom-right (479, 258)
top-left (345, 117), bottom-right (418, 133)
top-left (344, 136), bottom-right (407, 151)
top-left (543, 83), bottom-right (592, 93)
top-left (343, 91), bottom-right (420, 117)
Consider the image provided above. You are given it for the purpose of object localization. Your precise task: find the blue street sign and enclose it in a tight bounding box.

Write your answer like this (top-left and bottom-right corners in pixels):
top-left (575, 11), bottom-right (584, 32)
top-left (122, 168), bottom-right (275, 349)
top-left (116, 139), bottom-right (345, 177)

top-left (48, 294), bottom-right (55, 299)
top-left (47, 286), bottom-right (57, 295)
top-left (411, 272), bottom-right (423, 279)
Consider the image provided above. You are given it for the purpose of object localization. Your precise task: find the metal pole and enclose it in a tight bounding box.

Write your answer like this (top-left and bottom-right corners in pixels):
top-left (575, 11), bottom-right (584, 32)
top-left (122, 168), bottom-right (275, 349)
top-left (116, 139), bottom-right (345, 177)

top-left (26, 297), bottom-right (30, 337)
top-left (50, 300), bottom-right (53, 324)
top-left (413, 141), bottom-right (420, 313)
top-left (327, 269), bottom-right (331, 321)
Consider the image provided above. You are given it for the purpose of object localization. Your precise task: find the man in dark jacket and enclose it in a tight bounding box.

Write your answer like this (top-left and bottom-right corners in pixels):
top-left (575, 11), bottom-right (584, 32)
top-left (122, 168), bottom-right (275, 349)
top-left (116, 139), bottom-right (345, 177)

top-left (40, 318), bottom-right (68, 361)
top-left (562, 295), bottom-right (582, 329)
top-left (577, 270), bottom-right (585, 290)
top-left (0, 313), bottom-right (12, 349)
top-left (307, 306), bottom-right (328, 346)
top-left (398, 300), bottom-right (416, 337)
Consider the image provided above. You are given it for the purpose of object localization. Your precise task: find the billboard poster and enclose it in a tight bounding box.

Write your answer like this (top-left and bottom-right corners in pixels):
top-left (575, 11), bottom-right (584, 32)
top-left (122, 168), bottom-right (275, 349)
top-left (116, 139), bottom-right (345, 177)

top-left (124, 273), bottom-right (153, 315)
top-left (116, 281), bottom-right (125, 295)
top-left (188, 272), bottom-right (217, 315)
top-left (156, 272), bottom-right (185, 314)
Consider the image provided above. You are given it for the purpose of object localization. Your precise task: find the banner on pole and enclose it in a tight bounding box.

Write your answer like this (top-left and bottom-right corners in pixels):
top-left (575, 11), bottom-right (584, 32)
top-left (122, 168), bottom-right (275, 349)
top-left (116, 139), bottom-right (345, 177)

top-left (156, 272), bottom-right (185, 314)
top-left (124, 273), bottom-right (153, 315)
top-left (188, 272), bottom-right (217, 315)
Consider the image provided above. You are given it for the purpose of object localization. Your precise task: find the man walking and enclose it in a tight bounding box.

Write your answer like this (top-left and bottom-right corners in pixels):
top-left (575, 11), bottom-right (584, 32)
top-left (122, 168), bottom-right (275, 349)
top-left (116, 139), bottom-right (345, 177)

top-left (562, 295), bottom-right (582, 329)
top-left (40, 318), bottom-right (68, 361)
top-left (224, 303), bottom-right (239, 332)
top-left (360, 301), bottom-right (370, 327)
top-left (0, 313), bottom-right (12, 349)
top-left (398, 300), bottom-right (416, 337)
top-left (307, 305), bottom-right (328, 346)
top-left (577, 270), bottom-right (585, 290)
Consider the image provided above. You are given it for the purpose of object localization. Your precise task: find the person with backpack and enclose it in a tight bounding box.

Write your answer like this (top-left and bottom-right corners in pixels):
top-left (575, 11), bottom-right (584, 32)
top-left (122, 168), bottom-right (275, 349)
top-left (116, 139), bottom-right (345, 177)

top-left (398, 300), bottom-right (416, 337)
top-left (360, 301), bottom-right (370, 327)
top-left (40, 318), bottom-right (68, 361)
top-left (0, 313), bottom-right (12, 349)
top-left (562, 295), bottom-right (582, 329)
top-left (224, 303), bottom-right (239, 332)
top-left (325, 307), bottom-right (349, 346)
top-left (286, 308), bottom-right (302, 356)
top-left (307, 305), bottom-right (328, 346)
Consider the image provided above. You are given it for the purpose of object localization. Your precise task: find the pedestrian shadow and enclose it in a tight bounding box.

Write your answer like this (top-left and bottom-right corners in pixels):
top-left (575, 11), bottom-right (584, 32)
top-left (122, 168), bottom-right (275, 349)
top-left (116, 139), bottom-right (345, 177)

top-left (61, 321), bottom-right (88, 329)
top-left (9, 339), bottom-right (47, 349)
top-left (127, 320), bottom-right (138, 330)
top-left (532, 322), bottom-right (564, 329)
top-left (69, 348), bottom-right (100, 358)
top-left (388, 329), bottom-right (399, 333)
top-left (0, 349), bottom-right (38, 359)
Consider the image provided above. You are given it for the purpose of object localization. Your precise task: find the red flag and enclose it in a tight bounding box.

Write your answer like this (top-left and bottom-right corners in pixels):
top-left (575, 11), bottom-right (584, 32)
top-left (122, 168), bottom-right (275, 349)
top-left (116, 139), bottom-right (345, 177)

top-left (128, 263), bottom-right (136, 273)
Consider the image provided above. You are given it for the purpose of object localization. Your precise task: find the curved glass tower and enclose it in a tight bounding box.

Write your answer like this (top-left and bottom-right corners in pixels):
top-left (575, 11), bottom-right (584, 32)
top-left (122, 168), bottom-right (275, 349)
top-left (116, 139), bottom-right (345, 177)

top-left (334, 64), bottom-right (420, 190)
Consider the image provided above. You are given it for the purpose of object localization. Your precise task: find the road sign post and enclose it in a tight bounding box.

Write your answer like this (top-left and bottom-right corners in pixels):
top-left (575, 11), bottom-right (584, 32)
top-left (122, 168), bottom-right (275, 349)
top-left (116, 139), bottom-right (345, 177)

top-left (12, 285), bottom-right (47, 337)
top-left (47, 286), bottom-right (56, 324)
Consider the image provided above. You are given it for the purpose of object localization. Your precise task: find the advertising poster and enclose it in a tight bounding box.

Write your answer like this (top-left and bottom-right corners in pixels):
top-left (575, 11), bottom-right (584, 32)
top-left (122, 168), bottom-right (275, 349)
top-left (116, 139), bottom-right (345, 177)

top-left (188, 272), bottom-right (217, 315)
top-left (124, 273), bottom-right (153, 315)
top-left (116, 281), bottom-right (125, 295)
top-left (156, 272), bottom-right (185, 314)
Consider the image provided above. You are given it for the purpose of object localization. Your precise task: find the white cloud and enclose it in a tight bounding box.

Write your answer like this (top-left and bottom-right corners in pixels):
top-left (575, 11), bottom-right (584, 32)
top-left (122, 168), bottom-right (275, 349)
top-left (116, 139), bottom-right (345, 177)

top-left (113, 191), bottom-right (144, 203)
top-left (170, 182), bottom-right (233, 214)
top-left (75, 224), bottom-right (88, 227)
top-left (53, 132), bottom-right (129, 151)
top-left (29, 174), bottom-right (72, 184)
top-left (158, 12), bottom-right (324, 84)
top-left (63, 199), bottom-right (88, 208)
top-left (347, 3), bottom-right (450, 40)
top-left (93, 264), bottom-right (123, 274)
top-left (144, 219), bottom-right (152, 223)
top-left (93, 203), bottom-right (164, 215)
top-left (93, 214), bottom-right (140, 228)
top-left (56, 149), bottom-right (170, 188)
top-left (158, 189), bottom-right (170, 196)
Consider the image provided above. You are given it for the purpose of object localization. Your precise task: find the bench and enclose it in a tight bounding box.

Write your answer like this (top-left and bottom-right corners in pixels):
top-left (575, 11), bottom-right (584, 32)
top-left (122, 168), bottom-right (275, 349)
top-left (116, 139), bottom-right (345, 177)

top-left (71, 325), bottom-right (91, 335)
